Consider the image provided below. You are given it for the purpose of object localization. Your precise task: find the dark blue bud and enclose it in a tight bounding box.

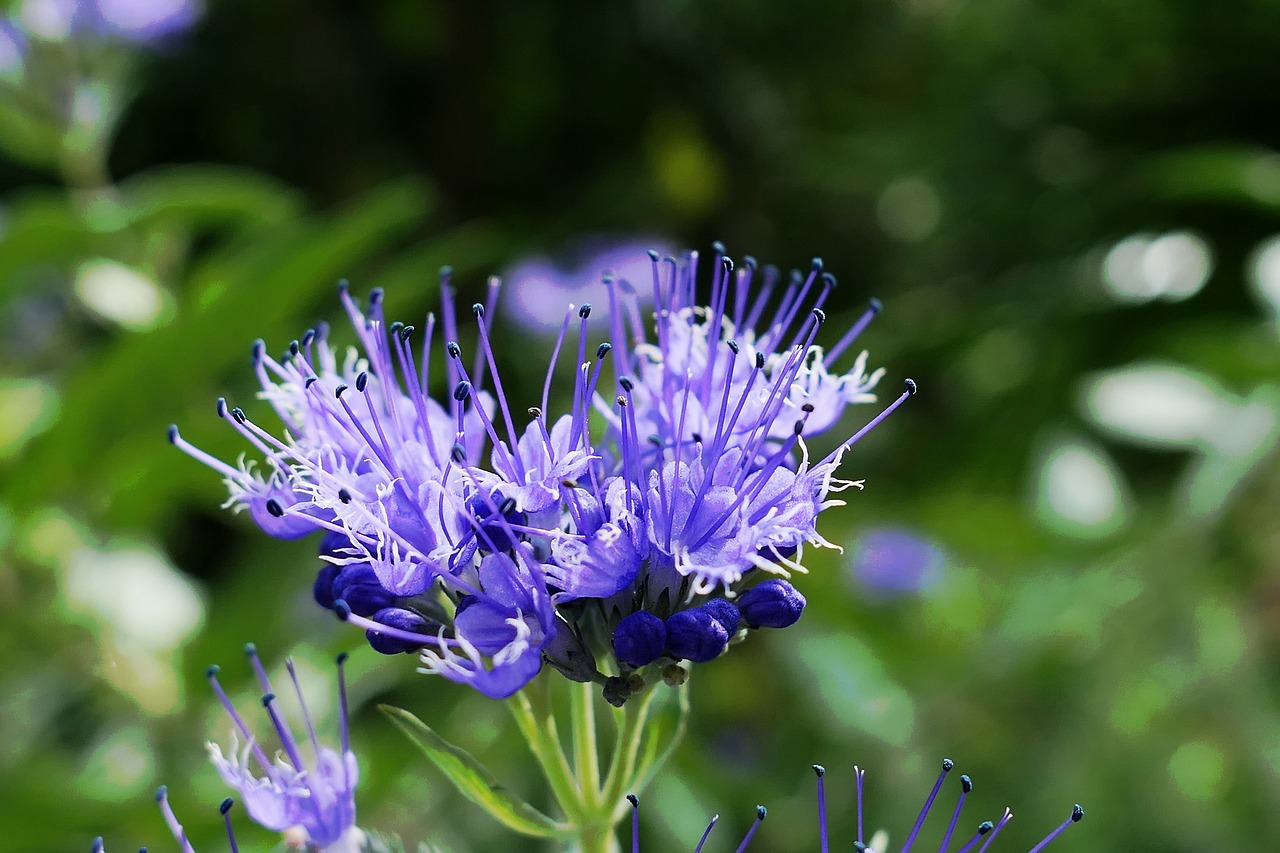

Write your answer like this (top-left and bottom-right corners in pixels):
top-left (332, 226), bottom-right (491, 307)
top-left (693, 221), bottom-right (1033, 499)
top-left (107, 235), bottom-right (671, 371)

top-left (701, 597), bottom-right (740, 635)
top-left (319, 530), bottom-right (353, 558)
top-left (332, 564), bottom-right (397, 617)
top-left (612, 611), bottom-right (667, 667)
top-left (735, 578), bottom-right (806, 629)
top-left (313, 563), bottom-right (341, 610)
top-left (367, 607), bottom-right (433, 655)
top-left (665, 606), bottom-right (729, 663)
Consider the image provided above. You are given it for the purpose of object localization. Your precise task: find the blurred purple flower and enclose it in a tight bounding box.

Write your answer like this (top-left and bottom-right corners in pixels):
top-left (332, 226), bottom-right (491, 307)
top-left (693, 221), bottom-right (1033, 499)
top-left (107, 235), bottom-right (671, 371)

top-left (502, 239), bottom-right (671, 334)
top-left (13, 0), bottom-right (198, 44)
top-left (849, 526), bottom-right (944, 597)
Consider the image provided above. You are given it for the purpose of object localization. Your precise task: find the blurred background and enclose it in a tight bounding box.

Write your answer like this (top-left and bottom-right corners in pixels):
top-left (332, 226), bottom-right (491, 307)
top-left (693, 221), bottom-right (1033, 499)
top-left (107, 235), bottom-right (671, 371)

top-left (1, 1), bottom-right (1278, 850)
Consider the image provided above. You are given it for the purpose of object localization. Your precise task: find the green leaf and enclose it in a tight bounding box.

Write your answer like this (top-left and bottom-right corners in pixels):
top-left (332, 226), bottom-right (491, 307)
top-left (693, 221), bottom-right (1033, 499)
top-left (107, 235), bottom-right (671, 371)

top-left (380, 704), bottom-right (574, 840)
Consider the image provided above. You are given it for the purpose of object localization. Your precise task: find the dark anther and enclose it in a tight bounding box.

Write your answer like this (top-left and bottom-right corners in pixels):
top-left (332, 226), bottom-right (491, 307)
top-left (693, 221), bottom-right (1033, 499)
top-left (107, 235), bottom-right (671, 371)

top-left (615, 395), bottom-right (627, 407)
top-left (336, 651), bottom-right (349, 665)
top-left (727, 339), bottom-right (740, 354)
top-left (756, 805), bottom-right (767, 820)
top-left (472, 303), bottom-right (485, 318)
top-left (812, 764), bottom-right (826, 777)
top-left (743, 255), bottom-right (757, 269)
top-left (399, 324), bottom-right (414, 342)
top-left (231, 407), bottom-right (247, 424)
top-left (261, 692), bottom-right (276, 707)
top-left (961, 774), bottom-right (973, 793)
top-left (446, 341), bottom-right (461, 359)
top-left (167, 424), bottom-right (179, 443)
top-left (205, 664), bottom-right (220, 678)
top-left (216, 397), bottom-right (228, 417)
top-left (691, 432), bottom-right (703, 444)
top-left (647, 434), bottom-right (663, 447)
top-left (812, 308), bottom-right (826, 325)
top-left (336, 278), bottom-right (350, 294)
top-left (338, 489), bottom-right (352, 504)
top-left (154, 786), bottom-right (167, 802)
top-left (498, 497), bottom-right (517, 515)
top-left (301, 329), bottom-right (315, 347)
top-left (811, 257), bottom-right (823, 271)
top-left (977, 821), bottom-right (994, 835)
top-left (627, 793), bottom-right (639, 808)
top-left (305, 376), bottom-right (317, 388)
top-left (244, 642), bottom-right (256, 656)
top-left (368, 288), bottom-right (384, 307)
top-left (619, 376), bottom-right (634, 392)
top-left (439, 265), bottom-right (453, 279)
top-left (265, 499), bottom-right (284, 518)
top-left (869, 297), bottom-right (883, 314)
top-left (942, 758), bottom-right (955, 772)
top-left (390, 321), bottom-right (403, 335)
top-left (355, 372), bottom-right (368, 392)
top-left (335, 384), bottom-right (349, 398)
top-left (453, 381), bottom-right (472, 402)
top-left (789, 269), bottom-right (803, 284)
top-left (333, 599), bottom-right (352, 620)
top-left (219, 798), bottom-right (233, 815)
top-left (755, 352), bottom-right (766, 369)
top-left (793, 420), bottom-right (805, 435)
top-left (252, 339), bottom-right (266, 362)
top-left (712, 240), bottom-right (726, 254)
top-left (801, 403), bottom-right (815, 413)
top-left (821, 272), bottom-right (837, 288)
top-left (451, 444), bottom-right (467, 464)
top-left (560, 478), bottom-right (579, 488)
top-left (722, 256), bottom-right (733, 272)
top-left (528, 407), bottom-right (542, 418)
top-left (1071, 805), bottom-right (1084, 822)
top-left (646, 249), bottom-right (660, 261)
top-left (579, 304), bottom-right (592, 319)
top-left (289, 340), bottom-right (300, 357)
top-left (596, 342), bottom-right (612, 360)
top-left (905, 378), bottom-right (918, 396)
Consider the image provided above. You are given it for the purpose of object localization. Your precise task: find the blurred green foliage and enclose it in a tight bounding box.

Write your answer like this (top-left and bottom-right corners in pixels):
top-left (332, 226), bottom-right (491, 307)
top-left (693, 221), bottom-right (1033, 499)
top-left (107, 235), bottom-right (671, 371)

top-left (1, 1), bottom-right (1279, 851)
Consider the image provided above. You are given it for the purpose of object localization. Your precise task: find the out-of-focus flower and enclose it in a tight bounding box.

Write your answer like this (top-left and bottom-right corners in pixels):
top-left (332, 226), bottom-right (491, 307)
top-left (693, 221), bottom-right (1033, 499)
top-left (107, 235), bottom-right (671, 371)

top-left (849, 526), bottom-right (945, 597)
top-left (173, 247), bottom-right (912, 703)
top-left (205, 646), bottom-right (363, 852)
top-left (12, 0), bottom-right (198, 45)
top-left (502, 239), bottom-right (672, 334)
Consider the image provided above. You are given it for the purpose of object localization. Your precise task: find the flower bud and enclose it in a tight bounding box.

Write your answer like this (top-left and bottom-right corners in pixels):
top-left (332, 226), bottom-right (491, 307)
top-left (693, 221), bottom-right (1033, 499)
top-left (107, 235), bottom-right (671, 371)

top-left (313, 563), bottom-right (341, 610)
top-left (332, 563), bottom-right (397, 617)
top-left (665, 605), bottom-right (730, 663)
top-left (702, 597), bottom-right (741, 635)
top-left (367, 607), bottom-right (433, 654)
top-left (736, 578), bottom-right (806, 629)
top-left (612, 611), bottom-right (667, 667)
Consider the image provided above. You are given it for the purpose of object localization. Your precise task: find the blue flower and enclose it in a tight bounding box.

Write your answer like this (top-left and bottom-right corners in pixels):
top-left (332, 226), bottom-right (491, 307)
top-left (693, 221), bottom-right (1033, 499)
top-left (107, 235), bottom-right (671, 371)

top-left (174, 248), bottom-right (912, 701)
top-left (205, 646), bottom-right (363, 852)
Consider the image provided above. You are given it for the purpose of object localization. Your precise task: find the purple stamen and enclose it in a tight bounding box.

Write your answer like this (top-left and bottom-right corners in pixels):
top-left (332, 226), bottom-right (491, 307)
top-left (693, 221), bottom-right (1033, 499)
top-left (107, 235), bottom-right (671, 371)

top-left (261, 693), bottom-right (306, 772)
top-left (855, 765), bottom-right (866, 845)
top-left (473, 300), bottom-right (525, 477)
top-left (334, 599), bottom-right (456, 647)
top-left (336, 651), bottom-right (352, 780)
top-left (975, 808), bottom-right (1013, 853)
top-left (155, 787), bottom-right (197, 853)
top-left (1024, 805), bottom-right (1083, 853)
top-left (814, 765), bottom-right (829, 853)
top-left (692, 814), bottom-right (720, 853)
top-left (220, 797), bottom-right (240, 853)
top-left (824, 298), bottom-right (882, 367)
top-left (953, 821), bottom-right (995, 853)
top-left (733, 805), bottom-right (767, 853)
top-left (628, 793), bottom-right (640, 853)
top-left (817, 379), bottom-right (917, 469)
top-left (542, 305), bottom-right (575, 418)
top-left (207, 666), bottom-right (273, 774)
top-left (285, 658), bottom-right (323, 762)
top-left (938, 774), bottom-right (972, 853)
top-left (900, 758), bottom-right (954, 853)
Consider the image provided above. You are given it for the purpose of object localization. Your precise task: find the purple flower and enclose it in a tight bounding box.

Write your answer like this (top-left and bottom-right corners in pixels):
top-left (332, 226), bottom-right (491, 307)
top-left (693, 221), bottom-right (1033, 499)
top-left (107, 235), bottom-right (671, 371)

top-left (174, 247), bottom-right (913, 701)
top-left (849, 526), bottom-right (945, 597)
top-left (205, 646), bottom-right (363, 852)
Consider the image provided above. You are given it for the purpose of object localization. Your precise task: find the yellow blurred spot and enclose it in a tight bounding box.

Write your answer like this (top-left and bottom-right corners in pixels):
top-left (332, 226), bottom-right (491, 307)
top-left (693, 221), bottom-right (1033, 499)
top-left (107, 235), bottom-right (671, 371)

top-left (1168, 740), bottom-right (1227, 802)
top-left (646, 111), bottom-right (723, 221)
top-left (876, 177), bottom-right (941, 243)
top-left (77, 725), bottom-right (156, 802)
top-left (0, 377), bottom-right (59, 460)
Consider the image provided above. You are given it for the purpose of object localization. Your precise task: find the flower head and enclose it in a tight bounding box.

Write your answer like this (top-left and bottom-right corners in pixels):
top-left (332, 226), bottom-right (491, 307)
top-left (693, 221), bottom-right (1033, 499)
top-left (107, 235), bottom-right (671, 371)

top-left (205, 645), bottom-right (362, 852)
top-left (174, 246), bottom-right (912, 702)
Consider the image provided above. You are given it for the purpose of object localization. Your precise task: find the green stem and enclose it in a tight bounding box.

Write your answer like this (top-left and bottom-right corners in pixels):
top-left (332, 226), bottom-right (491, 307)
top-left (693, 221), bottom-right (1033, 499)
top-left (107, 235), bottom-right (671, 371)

top-left (507, 689), bottom-right (583, 823)
top-left (570, 680), bottom-right (602, 809)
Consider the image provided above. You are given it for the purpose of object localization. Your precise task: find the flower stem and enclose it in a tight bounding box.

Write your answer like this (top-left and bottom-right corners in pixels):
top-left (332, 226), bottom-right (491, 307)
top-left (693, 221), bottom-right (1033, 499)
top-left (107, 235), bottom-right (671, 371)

top-left (571, 680), bottom-right (602, 809)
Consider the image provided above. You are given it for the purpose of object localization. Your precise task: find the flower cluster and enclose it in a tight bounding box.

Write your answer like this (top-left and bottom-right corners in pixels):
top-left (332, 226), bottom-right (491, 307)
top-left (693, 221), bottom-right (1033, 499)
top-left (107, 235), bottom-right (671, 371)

top-left (172, 247), bottom-right (912, 702)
